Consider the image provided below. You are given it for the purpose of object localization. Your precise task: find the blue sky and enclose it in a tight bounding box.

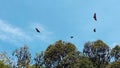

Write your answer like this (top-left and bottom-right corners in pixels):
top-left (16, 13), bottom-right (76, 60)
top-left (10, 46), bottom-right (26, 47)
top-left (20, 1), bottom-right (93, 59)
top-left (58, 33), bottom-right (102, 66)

top-left (0, 0), bottom-right (120, 57)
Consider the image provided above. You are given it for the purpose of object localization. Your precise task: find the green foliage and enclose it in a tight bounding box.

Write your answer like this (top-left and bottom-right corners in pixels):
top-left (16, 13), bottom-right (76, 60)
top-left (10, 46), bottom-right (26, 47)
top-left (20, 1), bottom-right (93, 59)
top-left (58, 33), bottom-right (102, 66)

top-left (0, 60), bottom-right (10, 68)
top-left (83, 40), bottom-right (110, 68)
top-left (1, 40), bottom-right (120, 68)
top-left (111, 45), bottom-right (120, 61)
top-left (44, 40), bottom-right (79, 68)
top-left (106, 60), bottom-right (120, 68)
top-left (0, 51), bottom-right (12, 65)
top-left (0, 61), bottom-right (4, 68)
top-left (34, 51), bottom-right (44, 68)
top-left (93, 40), bottom-right (109, 48)
top-left (78, 57), bottom-right (94, 68)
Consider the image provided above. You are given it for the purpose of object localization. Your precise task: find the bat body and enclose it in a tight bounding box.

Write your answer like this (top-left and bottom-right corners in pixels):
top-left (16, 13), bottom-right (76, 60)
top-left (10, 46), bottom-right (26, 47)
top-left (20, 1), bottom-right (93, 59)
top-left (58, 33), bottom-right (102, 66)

top-left (70, 36), bottom-right (74, 39)
top-left (35, 28), bottom-right (40, 33)
top-left (93, 28), bottom-right (96, 32)
top-left (93, 13), bottom-right (97, 21)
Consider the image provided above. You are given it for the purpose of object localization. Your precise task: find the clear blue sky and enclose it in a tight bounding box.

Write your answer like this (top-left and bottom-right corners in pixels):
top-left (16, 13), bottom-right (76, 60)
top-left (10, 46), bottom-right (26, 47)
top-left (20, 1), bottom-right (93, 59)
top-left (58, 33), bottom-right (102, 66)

top-left (0, 0), bottom-right (120, 56)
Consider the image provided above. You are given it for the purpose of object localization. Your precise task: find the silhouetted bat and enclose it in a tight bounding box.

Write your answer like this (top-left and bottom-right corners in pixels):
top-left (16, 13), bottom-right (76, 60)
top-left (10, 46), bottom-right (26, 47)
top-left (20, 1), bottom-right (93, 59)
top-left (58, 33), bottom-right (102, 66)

top-left (93, 28), bottom-right (96, 32)
top-left (70, 36), bottom-right (74, 39)
top-left (93, 13), bottom-right (97, 21)
top-left (35, 28), bottom-right (40, 33)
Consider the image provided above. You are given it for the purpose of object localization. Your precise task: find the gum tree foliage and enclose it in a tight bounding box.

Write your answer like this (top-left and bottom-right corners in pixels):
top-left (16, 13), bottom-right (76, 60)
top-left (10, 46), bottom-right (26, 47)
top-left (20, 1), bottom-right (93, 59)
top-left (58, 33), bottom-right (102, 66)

top-left (83, 40), bottom-right (111, 68)
top-left (111, 45), bottom-right (120, 61)
top-left (78, 57), bottom-right (94, 68)
top-left (33, 40), bottom-right (94, 68)
top-left (3, 39), bottom-right (120, 68)
top-left (106, 60), bottom-right (120, 68)
top-left (43, 40), bottom-right (80, 68)
top-left (12, 45), bottom-right (31, 68)
top-left (34, 51), bottom-right (44, 68)
top-left (0, 51), bottom-right (12, 65)
top-left (0, 60), bottom-right (10, 68)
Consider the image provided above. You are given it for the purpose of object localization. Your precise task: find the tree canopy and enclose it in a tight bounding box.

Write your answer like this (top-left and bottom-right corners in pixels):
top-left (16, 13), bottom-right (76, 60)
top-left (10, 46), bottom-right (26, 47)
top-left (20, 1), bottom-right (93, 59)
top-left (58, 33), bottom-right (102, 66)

top-left (0, 40), bottom-right (120, 68)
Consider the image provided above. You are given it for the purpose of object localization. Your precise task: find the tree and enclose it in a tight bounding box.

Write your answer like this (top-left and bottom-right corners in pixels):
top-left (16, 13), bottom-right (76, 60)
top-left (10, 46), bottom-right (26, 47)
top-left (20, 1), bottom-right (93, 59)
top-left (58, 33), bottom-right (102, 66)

top-left (106, 60), bottom-right (120, 68)
top-left (12, 45), bottom-right (31, 68)
top-left (78, 57), bottom-right (94, 68)
top-left (0, 60), bottom-right (5, 68)
top-left (111, 45), bottom-right (120, 61)
top-left (0, 60), bottom-right (10, 68)
top-left (0, 51), bottom-right (13, 68)
top-left (83, 40), bottom-right (111, 68)
top-left (44, 40), bottom-right (80, 68)
top-left (34, 51), bottom-right (44, 68)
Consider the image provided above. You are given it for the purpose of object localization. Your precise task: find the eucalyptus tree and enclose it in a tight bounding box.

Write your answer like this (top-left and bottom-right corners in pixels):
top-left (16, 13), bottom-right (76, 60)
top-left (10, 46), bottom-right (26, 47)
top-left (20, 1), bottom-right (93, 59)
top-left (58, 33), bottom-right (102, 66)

top-left (83, 40), bottom-right (111, 68)
top-left (12, 45), bottom-right (31, 68)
